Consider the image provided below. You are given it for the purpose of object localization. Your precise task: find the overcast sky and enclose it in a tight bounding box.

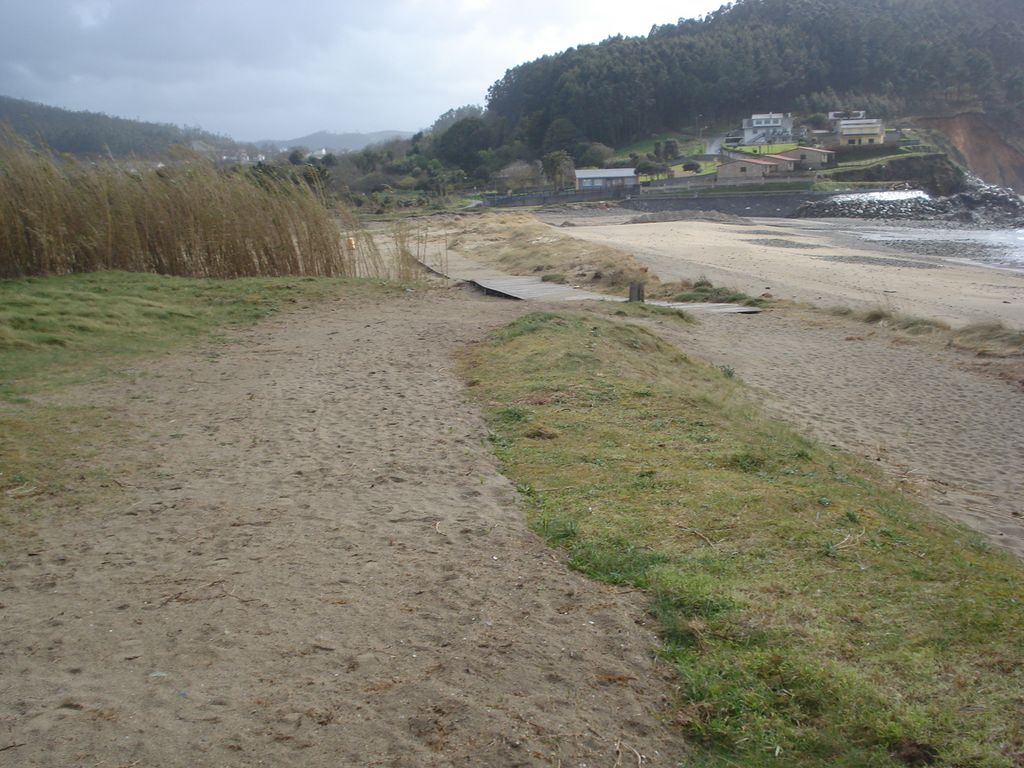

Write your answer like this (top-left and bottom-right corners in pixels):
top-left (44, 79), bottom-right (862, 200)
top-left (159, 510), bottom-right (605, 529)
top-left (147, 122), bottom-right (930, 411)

top-left (0, 0), bottom-right (724, 140)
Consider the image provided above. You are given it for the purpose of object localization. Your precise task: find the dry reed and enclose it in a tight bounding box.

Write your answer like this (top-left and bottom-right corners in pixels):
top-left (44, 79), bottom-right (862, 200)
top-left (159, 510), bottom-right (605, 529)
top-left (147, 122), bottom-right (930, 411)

top-left (385, 221), bottom-right (449, 283)
top-left (0, 130), bottom-right (388, 279)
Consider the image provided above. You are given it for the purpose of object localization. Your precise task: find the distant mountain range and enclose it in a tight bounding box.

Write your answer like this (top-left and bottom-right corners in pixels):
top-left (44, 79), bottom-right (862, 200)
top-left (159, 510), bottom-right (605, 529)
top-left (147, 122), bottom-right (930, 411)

top-left (259, 130), bottom-right (414, 153)
top-left (0, 94), bottom-right (414, 158)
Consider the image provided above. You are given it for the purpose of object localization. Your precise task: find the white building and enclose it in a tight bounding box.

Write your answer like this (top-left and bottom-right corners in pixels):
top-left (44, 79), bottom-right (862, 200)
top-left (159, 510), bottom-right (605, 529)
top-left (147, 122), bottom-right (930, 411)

top-left (837, 118), bottom-right (886, 146)
top-left (575, 168), bottom-right (638, 191)
top-left (742, 112), bottom-right (794, 144)
top-left (828, 110), bottom-right (866, 125)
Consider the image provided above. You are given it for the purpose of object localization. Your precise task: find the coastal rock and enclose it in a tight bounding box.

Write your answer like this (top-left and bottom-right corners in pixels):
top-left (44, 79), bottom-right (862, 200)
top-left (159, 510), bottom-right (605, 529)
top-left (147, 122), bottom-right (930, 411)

top-left (791, 178), bottom-right (1024, 227)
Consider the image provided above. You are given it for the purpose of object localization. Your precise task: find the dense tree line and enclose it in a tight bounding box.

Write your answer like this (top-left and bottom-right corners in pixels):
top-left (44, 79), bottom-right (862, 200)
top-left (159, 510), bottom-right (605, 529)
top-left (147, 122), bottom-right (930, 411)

top-left (485, 0), bottom-right (1024, 150)
top-left (344, 0), bottom-right (1024, 196)
top-left (6, 0), bottom-right (1022, 202)
top-left (0, 95), bottom-right (234, 157)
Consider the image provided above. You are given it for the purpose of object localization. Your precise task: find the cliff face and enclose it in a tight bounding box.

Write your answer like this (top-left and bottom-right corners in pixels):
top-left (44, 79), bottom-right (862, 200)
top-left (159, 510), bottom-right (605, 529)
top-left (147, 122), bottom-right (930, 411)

top-left (917, 113), bottom-right (1024, 193)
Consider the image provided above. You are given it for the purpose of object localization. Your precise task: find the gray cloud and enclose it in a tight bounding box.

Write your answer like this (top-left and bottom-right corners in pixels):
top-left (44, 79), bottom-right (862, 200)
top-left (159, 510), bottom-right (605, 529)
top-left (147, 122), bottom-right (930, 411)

top-left (0, 0), bottom-right (720, 140)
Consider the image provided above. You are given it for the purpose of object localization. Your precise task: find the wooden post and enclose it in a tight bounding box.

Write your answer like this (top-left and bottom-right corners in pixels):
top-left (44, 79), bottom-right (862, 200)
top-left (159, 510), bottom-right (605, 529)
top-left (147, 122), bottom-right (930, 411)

top-left (628, 282), bottom-right (645, 303)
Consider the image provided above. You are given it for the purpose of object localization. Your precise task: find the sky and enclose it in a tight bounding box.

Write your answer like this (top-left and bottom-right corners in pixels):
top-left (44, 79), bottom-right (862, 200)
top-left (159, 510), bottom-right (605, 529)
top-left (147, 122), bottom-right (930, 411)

top-left (0, 0), bottom-right (724, 141)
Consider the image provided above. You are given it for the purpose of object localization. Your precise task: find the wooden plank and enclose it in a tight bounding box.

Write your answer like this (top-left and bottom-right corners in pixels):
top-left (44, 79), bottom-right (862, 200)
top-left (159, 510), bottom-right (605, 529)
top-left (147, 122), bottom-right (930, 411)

top-left (425, 252), bottom-right (760, 314)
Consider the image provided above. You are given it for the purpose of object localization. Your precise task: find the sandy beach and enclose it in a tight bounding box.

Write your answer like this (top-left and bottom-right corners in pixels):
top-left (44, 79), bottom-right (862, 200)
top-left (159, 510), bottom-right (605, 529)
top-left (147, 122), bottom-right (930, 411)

top-left (554, 214), bottom-right (1024, 327)
top-left (530, 208), bottom-right (1024, 555)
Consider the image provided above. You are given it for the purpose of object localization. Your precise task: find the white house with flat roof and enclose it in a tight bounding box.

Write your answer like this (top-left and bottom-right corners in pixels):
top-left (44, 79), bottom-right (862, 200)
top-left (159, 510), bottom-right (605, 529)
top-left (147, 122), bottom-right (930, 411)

top-left (742, 112), bottom-right (794, 144)
top-left (828, 110), bottom-right (866, 125)
top-left (575, 168), bottom-right (638, 191)
top-left (837, 118), bottom-right (886, 146)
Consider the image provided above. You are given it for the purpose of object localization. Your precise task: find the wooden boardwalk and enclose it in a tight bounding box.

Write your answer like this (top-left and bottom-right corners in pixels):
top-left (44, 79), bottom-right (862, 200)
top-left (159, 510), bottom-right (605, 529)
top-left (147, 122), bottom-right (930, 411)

top-left (426, 251), bottom-right (761, 315)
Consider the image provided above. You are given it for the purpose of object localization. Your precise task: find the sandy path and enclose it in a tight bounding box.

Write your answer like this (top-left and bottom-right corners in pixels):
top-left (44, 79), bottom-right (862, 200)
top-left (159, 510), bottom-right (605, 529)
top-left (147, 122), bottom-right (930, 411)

top-left (0, 289), bottom-right (686, 767)
top-left (641, 308), bottom-right (1024, 557)
top-left (561, 218), bottom-right (1024, 327)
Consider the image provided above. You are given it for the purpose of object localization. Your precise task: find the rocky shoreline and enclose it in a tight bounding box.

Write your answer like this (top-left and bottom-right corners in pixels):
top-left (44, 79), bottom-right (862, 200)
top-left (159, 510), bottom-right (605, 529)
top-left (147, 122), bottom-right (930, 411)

top-left (791, 179), bottom-right (1024, 228)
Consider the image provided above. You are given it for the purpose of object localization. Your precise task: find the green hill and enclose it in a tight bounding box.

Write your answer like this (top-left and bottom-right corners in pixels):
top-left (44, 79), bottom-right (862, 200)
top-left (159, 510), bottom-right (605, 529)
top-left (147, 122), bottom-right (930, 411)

top-left (0, 94), bottom-right (235, 158)
top-left (485, 0), bottom-right (1024, 151)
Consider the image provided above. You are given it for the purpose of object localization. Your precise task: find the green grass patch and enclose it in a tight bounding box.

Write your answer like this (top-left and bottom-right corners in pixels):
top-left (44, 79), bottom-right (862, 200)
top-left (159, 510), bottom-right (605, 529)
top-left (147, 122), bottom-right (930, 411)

top-left (640, 160), bottom-right (718, 184)
top-left (672, 286), bottom-right (760, 306)
top-left (589, 301), bottom-right (695, 324)
top-left (669, 277), bottom-right (763, 307)
top-left (463, 310), bottom-right (1024, 767)
top-left (823, 149), bottom-right (935, 174)
top-left (612, 132), bottom-right (703, 162)
top-left (730, 143), bottom-right (799, 155)
top-left (0, 271), bottom-right (396, 551)
top-left (0, 271), bottom-right (393, 399)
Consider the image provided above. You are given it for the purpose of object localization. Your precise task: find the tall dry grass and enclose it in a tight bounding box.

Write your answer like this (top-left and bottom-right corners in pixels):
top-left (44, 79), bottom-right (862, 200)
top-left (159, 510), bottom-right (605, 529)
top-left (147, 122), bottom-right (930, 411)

top-left (386, 221), bottom-right (449, 283)
top-left (0, 130), bottom-right (389, 279)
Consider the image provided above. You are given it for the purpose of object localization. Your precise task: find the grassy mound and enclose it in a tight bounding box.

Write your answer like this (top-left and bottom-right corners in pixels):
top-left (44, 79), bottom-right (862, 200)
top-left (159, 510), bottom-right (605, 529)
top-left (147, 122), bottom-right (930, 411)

top-left (829, 306), bottom-right (1024, 357)
top-left (464, 311), bottom-right (1024, 767)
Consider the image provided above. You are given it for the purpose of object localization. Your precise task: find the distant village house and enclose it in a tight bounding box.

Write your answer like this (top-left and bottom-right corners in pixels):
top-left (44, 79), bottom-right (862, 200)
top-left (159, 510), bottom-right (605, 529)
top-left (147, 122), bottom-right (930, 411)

top-left (827, 110), bottom-right (866, 124)
top-left (775, 146), bottom-right (836, 170)
top-left (760, 154), bottom-right (797, 173)
top-left (575, 168), bottom-right (638, 191)
top-left (717, 156), bottom-right (780, 181)
top-left (837, 118), bottom-right (886, 146)
top-left (742, 112), bottom-right (794, 144)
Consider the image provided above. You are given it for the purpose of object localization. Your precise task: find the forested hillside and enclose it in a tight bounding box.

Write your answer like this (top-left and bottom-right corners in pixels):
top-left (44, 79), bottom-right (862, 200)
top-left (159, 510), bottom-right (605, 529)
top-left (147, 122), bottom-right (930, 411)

top-left (0, 95), bottom-right (233, 157)
top-left (270, 0), bottom-right (1024, 207)
top-left (7, 0), bottom-right (1022, 201)
top-left (486, 0), bottom-right (1024, 150)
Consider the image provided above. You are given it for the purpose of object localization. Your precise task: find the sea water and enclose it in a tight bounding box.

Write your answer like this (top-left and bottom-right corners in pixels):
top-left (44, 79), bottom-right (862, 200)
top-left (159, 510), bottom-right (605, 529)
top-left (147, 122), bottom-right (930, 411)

top-left (856, 226), bottom-right (1024, 270)
top-left (816, 190), bottom-right (1024, 270)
